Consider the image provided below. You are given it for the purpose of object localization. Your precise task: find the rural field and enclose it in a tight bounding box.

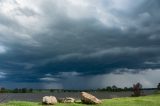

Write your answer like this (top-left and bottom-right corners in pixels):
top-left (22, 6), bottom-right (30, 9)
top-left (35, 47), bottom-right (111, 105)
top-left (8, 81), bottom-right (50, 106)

top-left (0, 93), bottom-right (160, 106)
top-left (0, 90), bottom-right (154, 103)
top-left (0, 90), bottom-right (158, 106)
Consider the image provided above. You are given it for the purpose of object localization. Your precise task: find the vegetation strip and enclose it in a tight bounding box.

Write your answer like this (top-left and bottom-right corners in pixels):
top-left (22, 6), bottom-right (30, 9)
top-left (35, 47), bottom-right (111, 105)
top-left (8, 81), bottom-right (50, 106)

top-left (0, 94), bottom-right (160, 106)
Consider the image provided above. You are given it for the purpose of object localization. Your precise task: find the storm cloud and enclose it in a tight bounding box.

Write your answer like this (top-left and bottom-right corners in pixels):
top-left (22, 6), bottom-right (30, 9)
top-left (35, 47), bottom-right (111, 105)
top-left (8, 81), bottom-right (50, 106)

top-left (0, 0), bottom-right (160, 89)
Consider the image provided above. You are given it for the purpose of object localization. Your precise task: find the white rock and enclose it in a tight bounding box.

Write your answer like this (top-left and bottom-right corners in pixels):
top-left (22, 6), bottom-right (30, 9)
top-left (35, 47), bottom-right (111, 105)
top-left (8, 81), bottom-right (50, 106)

top-left (42, 96), bottom-right (57, 105)
top-left (81, 92), bottom-right (102, 104)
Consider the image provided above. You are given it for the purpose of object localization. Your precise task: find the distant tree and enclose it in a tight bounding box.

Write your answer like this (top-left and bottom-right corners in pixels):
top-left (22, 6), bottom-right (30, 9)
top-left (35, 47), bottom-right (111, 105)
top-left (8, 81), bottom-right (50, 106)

top-left (29, 88), bottom-right (33, 93)
top-left (106, 86), bottom-right (112, 91)
top-left (157, 83), bottom-right (160, 90)
top-left (96, 88), bottom-right (101, 91)
top-left (132, 82), bottom-right (142, 97)
top-left (117, 88), bottom-right (123, 92)
top-left (0, 87), bottom-right (6, 93)
top-left (50, 89), bottom-right (54, 92)
top-left (38, 89), bottom-right (42, 92)
top-left (13, 88), bottom-right (19, 93)
top-left (129, 87), bottom-right (133, 91)
top-left (18, 88), bottom-right (22, 93)
top-left (22, 88), bottom-right (27, 93)
top-left (112, 85), bottom-right (117, 92)
top-left (124, 87), bottom-right (128, 91)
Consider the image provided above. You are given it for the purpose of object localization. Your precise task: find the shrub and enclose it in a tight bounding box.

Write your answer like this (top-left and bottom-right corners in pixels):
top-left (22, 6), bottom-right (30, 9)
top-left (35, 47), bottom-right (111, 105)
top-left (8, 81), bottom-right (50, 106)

top-left (132, 82), bottom-right (142, 97)
top-left (157, 83), bottom-right (160, 90)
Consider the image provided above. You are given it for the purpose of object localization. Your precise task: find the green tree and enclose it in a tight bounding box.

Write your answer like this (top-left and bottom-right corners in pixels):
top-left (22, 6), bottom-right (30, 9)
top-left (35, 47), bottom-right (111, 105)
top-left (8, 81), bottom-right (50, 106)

top-left (22, 88), bottom-right (27, 93)
top-left (157, 83), bottom-right (160, 90)
top-left (133, 82), bottom-right (142, 97)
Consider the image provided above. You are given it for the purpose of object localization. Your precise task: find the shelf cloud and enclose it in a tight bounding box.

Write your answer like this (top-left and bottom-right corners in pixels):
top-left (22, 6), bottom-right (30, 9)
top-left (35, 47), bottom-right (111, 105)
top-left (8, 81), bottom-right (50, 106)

top-left (0, 0), bottom-right (160, 89)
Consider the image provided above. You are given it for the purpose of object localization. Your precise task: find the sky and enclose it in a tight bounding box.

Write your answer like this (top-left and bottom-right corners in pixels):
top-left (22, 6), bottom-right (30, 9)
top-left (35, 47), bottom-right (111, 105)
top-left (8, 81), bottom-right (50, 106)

top-left (0, 0), bottom-right (160, 89)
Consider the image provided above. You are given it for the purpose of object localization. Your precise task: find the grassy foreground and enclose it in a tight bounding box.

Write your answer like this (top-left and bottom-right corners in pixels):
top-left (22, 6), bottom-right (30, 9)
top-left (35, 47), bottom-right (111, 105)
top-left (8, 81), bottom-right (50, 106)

top-left (0, 94), bottom-right (160, 106)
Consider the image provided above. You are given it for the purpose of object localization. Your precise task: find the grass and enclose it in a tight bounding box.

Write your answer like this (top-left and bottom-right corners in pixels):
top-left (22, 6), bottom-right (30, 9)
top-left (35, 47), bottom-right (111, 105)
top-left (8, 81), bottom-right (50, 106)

top-left (0, 94), bottom-right (160, 106)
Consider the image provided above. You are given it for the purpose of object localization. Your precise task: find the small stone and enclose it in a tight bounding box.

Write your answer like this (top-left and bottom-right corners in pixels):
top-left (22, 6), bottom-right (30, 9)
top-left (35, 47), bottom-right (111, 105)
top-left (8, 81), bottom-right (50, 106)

top-left (58, 97), bottom-right (75, 103)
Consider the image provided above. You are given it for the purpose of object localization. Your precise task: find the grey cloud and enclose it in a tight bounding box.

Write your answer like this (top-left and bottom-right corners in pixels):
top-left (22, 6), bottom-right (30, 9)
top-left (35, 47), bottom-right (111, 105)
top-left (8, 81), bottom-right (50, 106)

top-left (0, 71), bottom-right (6, 79)
top-left (16, 7), bottom-right (38, 17)
top-left (0, 0), bottom-right (160, 89)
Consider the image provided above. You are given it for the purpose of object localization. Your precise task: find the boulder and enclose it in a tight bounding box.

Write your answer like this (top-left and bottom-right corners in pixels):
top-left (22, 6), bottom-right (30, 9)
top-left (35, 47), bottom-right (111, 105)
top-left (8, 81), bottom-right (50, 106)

top-left (42, 96), bottom-right (57, 105)
top-left (81, 92), bottom-right (102, 104)
top-left (58, 97), bottom-right (75, 103)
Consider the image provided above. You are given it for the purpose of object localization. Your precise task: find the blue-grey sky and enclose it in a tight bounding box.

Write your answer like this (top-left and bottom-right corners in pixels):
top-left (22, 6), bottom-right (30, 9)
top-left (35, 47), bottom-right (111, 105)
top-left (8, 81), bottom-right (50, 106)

top-left (0, 0), bottom-right (160, 89)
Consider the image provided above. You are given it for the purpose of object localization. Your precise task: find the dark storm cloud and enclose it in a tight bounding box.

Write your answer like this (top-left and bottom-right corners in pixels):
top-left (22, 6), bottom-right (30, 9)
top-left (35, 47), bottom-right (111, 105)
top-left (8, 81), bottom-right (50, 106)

top-left (0, 0), bottom-right (160, 88)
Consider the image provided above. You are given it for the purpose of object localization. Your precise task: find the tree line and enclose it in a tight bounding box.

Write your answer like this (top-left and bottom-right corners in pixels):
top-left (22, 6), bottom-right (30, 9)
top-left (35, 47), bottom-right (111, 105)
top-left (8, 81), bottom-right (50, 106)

top-left (0, 83), bottom-right (160, 94)
top-left (0, 88), bottom-right (33, 93)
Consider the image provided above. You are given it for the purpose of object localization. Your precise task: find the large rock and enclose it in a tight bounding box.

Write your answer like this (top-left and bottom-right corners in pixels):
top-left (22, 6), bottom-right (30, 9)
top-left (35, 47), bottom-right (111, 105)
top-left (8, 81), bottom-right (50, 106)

top-left (81, 92), bottom-right (102, 104)
top-left (42, 96), bottom-right (57, 105)
top-left (58, 97), bottom-right (75, 103)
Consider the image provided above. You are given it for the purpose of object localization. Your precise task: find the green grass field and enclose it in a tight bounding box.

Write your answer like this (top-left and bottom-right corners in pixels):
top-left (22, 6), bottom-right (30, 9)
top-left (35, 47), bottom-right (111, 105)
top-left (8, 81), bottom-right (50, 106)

top-left (0, 94), bottom-right (160, 106)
